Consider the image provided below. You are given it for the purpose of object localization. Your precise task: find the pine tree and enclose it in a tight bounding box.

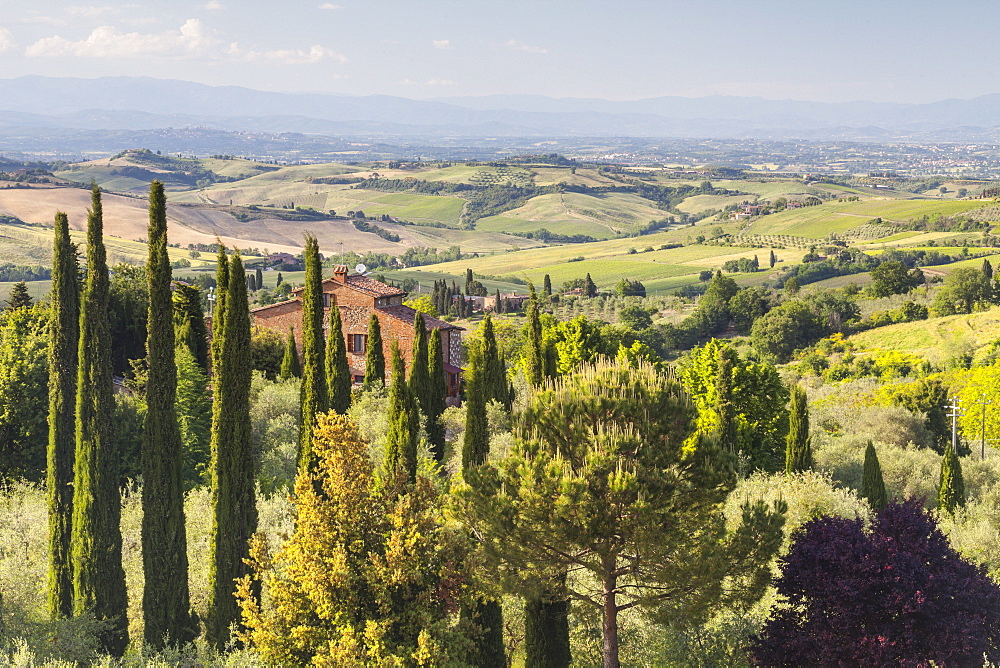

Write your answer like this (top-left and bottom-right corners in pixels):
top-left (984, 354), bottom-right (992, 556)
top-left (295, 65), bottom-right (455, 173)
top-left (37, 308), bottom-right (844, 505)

top-left (172, 284), bottom-right (209, 370)
top-left (480, 315), bottom-right (512, 410)
top-left (280, 326), bottom-right (300, 379)
top-left (72, 184), bottom-right (129, 655)
top-left (525, 286), bottom-right (544, 386)
top-left (299, 233), bottom-right (328, 468)
top-left (938, 444), bottom-right (966, 513)
top-left (543, 274), bottom-right (552, 301)
top-left (408, 313), bottom-right (432, 418)
top-left (326, 304), bottom-right (351, 414)
top-left (206, 252), bottom-right (257, 649)
top-left (142, 180), bottom-right (197, 648)
top-left (47, 210), bottom-right (79, 619)
top-left (426, 328), bottom-right (448, 462)
top-left (7, 280), bottom-right (32, 309)
top-left (785, 385), bottom-right (812, 474)
top-left (715, 346), bottom-right (738, 451)
top-left (861, 441), bottom-right (888, 511)
top-left (364, 314), bottom-right (385, 388)
top-left (383, 344), bottom-right (418, 484)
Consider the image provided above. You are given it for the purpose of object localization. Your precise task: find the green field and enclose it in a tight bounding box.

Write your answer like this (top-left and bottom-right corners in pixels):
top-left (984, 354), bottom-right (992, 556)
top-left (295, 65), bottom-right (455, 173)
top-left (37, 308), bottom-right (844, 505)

top-left (0, 280), bottom-right (51, 305)
top-left (849, 307), bottom-right (1000, 359)
top-left (476, 192), bottom-right (667, 239)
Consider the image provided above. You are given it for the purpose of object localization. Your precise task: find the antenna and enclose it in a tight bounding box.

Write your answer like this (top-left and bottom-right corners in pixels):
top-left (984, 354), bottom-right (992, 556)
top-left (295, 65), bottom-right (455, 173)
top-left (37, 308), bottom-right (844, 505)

top-left (355, 263), bottom-right (368, 275)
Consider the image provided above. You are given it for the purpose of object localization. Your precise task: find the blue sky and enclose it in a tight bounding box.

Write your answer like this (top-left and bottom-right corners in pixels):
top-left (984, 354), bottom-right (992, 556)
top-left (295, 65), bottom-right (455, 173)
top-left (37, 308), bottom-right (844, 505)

top-left (0, 0), bottom-right (997, 103)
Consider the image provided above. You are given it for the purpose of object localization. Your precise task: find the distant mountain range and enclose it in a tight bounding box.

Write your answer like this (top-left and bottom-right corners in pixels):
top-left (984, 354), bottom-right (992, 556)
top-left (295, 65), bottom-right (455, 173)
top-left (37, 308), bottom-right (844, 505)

top-left (2, 75), bottom-right (1000, 144)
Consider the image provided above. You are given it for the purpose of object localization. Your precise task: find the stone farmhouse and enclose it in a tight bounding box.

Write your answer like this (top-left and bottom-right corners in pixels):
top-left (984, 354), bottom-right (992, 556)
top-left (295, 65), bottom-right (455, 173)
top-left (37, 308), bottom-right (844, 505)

top-left (250, 264), bottom-right (464, 395)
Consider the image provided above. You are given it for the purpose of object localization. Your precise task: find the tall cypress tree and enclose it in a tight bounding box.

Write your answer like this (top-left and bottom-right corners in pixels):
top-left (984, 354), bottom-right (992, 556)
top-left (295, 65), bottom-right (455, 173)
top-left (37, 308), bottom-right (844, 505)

top-left (280, 326), bottom-right (300, 380)
top-left (785, 385), bottom-right (812, 474)
top-left (383, 344), bottom-right (418, 484)
top-left (461, 342), bottom-right (506, 667)
top-left (47, 210), bottom-right (79, 619)
top-left (172, 284), bottom-right (209, 370)
top-left (206, 252), bottom-right (257, 649)
top-left (408, 313), bottom-right (432, 417)
top-left (298, 233), bottom-right (328, 468)
top-left (524, 592), bottom-right (571, 667)
top-left (364, 314), bottom-right (385, 388)
top-left (542, 274), bottom-right (552, 301)
top-left (255, 266), bottom-right (263, 291)
top-left (142, 180), bottom-right (197, 648)
top-left (326, 304), bottom-right (351, 414)
top-left (861, 441), bottom-right (888, 511)
top-left (480, 316), bottom-right (513, 410)
top-left (72, 184), bottom-right (129, 656)
top-left (939, 444), bottom-right (966, 513)
top-left (769, 249), bottom-right (776, 268)
top-left (525, 287), bottom-right (544, 387)
top-left (426, 328), bottom-right (448, 462)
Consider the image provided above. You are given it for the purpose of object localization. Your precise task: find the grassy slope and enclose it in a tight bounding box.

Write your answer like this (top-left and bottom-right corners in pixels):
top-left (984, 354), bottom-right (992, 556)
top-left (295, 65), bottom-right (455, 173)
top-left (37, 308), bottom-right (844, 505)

top-left (477, 192), bottom-right (667, 239)
top-left (849, 307), bottom-right (1000, 359)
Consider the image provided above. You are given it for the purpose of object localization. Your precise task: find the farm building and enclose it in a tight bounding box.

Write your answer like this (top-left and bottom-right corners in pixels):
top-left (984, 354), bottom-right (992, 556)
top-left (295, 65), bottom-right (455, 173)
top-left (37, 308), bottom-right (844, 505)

top-left (250, 264), bottom-right (464, 394)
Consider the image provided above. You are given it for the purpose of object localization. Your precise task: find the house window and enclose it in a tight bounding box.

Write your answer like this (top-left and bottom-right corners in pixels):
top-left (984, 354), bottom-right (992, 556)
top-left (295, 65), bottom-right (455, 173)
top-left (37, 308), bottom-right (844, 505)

top-left (347, 333), bottom-right (367, 353)
top-left (323, 294), bottom-right (331, 307)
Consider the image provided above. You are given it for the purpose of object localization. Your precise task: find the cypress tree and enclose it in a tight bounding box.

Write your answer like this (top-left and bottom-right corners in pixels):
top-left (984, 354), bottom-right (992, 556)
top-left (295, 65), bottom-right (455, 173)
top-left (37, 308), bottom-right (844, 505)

top-left (72, 183), bottom-right (129, 656)
top-left (785, 385), bottom-right (812, 474)
top-left (275, 271), bottom-right (282, 288)
top-left (172, 284), bottom-right (209, 370)
top-left (524, 592), bottom-right (571, 668)
top-left (494, 289), bottom-right (502, 314)
top-left (525, 286), bottom-right (544, 386)
top-left (280, 326), bottom-right (300, 380)
top-left (142, 180), bottom-right (197, 648)
top-left (480, 315), bottom-right (512, 410)
top-left (255, 266), bottom-right (263, 291)
top-left (326, 304), bottom-right (351, 414)
top-left (461, 342), bottom-right (506, 666)
top-left (584, 273), bottom-right (597, 297)
top-left (47, 210), bottom-right (79, 619)
top-left (426, 327), bottom-right (448, 462)
top-left (383, 344), bottom-right (418, 484)
top-left (542, 274), bottom-right (552, 301)
top-left (938, 444), bottom-right (966, 513)
top-left (861, 441), bottom-right (888, 511)
top-left (206, 252), bottom-right (257, 649)
top-left (212, 243), bottom-right (229, 356)
top-left (769, 249), bottom-right (776, 268)
top-left (408, 313), bottom-right (432, 417)
top-left (298, 233), bottom-right (328, 468)
top-left (364, 314), bottom-right (385, 388)
top-left (7, 280), bottom-right (32, 309)
top-left (465, 268), bottom-right (474, 294)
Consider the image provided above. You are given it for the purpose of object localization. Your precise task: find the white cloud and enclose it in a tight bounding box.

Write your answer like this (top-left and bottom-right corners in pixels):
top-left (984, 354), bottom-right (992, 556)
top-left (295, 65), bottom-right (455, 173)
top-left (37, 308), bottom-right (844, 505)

top-left (25, 18), bottom-right (216, 59)
top-left (0, 28), bottom-right (14, 53)
top-left (432, 39), bottom-right (450, 50)
top-left (233, 43), bottom-right (347, 65)
top-left (318, 3), bottom-right (342, 9)
top-left (501, 39), bottom-right (547, 54)
top-left (402, 78), bottom-right (457, 87)
top-left (67, 5), bottom-right (116, 17)
top-left (19, 15), bottom-right (67, 26)
top-left (204, 0), bottom-right (225, 9)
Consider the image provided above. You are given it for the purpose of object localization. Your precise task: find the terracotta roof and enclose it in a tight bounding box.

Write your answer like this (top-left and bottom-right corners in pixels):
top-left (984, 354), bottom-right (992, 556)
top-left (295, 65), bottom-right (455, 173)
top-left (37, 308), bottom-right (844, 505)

top-left (250, 297), bottom-right (299, 313)
top-left (377, 305), bottom-right (463, 331)
top-left (343, 275), bottom-right (406, 297)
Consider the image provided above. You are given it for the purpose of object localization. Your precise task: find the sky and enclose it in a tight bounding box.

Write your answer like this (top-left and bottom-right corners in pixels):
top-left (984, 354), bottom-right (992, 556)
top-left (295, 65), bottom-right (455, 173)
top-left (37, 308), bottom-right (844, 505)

top-left (0, 0), bottom-right (998, 104)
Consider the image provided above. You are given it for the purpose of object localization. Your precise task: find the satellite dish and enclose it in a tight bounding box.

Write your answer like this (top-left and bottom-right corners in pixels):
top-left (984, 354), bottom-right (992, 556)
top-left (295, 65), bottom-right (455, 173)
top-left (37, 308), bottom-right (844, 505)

top-left (355, 263), bottom-right (367, 275)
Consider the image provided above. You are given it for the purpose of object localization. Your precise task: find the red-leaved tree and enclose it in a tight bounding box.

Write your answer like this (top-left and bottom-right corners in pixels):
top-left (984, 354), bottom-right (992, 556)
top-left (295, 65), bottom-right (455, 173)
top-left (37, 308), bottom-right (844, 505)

top-left (749, 499), bottom-right (1000, 666)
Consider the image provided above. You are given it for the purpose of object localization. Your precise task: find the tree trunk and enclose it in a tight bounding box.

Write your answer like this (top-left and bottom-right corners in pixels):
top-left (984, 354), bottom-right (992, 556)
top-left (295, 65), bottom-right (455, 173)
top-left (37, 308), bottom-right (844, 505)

top-left (602, 564), bottom-right (620, 668)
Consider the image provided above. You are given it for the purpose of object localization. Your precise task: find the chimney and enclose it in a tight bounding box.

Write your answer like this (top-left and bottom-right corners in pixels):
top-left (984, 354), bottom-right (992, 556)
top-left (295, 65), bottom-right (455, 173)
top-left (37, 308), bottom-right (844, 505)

top-left (333, 264), bottom-right (348, 283)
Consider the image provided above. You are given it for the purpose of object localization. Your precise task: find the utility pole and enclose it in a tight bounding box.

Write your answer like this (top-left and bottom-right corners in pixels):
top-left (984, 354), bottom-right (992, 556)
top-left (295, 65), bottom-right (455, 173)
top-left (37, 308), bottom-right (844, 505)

top-left (946, 396), bottom-right (963, 454)
top-left (976, 392), bottom-right (993, 460)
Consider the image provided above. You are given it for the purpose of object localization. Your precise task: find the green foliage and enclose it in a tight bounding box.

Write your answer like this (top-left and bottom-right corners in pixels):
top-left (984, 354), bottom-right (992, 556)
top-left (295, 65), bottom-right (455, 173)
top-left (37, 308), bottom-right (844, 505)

top-left (404, 293), bottom-right (439, 317)
top-left (678, 340), bottom-right (790, 473)
top-left (279, 327), bottom-right (300, 380)
top-left (869, 260), bottom-right (920, 298)
top-left (142, 180), bottom-right (197, 648)
top-left (785, 385), bottom-right (812, 474)
top-left (108, 262), bottom-right (149, 376)
top-left (237, 414), bottom-right (477, 665)
top-left (426, 328), bottom-right (448, 463)
top-left (0, 303), bottom-right (49, 480)
top-left (72, 184), bottom-right (128, 656)
top-left (249, 325), bottom-right (284, 379)
top-left (479, 316), bottom-right (513, 410)
top-left (172, 284), bottom-right (209, 370)
top-left (250, 373), bottom-right (300, 497)
top-left (364, 314), bottom-right (385, 389)
top-left (326, 305), bottom-right (352, 415)
top-left (384, 345), bottom-right (419, 485)
top-left (47, 210), bottom-right (78, 619)
top-left (932, 266), bottom-right (994, 315)
top-left (461, 344), bottom-right (490, 475)
top-left (861, 441), bottom-right (888, 511)
top-left (175, 344), bottom-right (211, 491)
top-left (408, 313), bottom-right (433, 423)
top-left (523, 288), bottom-right (544, 386)
top-left (206, 251), bottom-right (257, 649)
top-left (938, 444), bottom-right (966, 513)
top-left (750, 300), bottom-right (826, 362)
top-left (6, 281), bottom-right (32, 309)
top-left (456, 360), bottom-right (785, 666)
top-left (298, 233), bottom-right (328, 469)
